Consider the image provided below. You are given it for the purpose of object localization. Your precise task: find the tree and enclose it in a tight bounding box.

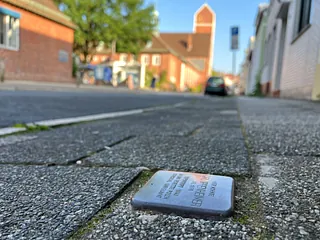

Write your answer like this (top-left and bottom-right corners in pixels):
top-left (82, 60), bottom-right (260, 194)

top-left (55, 0), bottom-right (156, 63)
top-left (112, 0), bottom-right (156, 55)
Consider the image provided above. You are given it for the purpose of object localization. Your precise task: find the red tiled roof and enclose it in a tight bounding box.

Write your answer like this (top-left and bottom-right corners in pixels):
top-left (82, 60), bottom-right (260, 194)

top-left (142, 33), bottom-right (211, 58)
top-left (159, 33), bottom-right (211, 57)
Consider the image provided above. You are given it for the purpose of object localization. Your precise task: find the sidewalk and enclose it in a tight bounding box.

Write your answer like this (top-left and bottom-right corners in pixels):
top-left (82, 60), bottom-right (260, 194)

top-left (0, 97), bottom-right (319, 239)
top-left (0, 80), bottom-right (201, 97)
top-left (0, 80), bottom-right (133, 93)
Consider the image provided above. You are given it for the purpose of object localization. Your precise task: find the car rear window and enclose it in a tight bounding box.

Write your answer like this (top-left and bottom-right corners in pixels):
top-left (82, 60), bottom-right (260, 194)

top-left (207, 77), bottom-right (224, 84)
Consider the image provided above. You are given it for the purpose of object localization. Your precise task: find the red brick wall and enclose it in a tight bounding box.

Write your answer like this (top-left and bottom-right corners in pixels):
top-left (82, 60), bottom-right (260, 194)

top-left (0, 2), bottom-right (74, 83)
top-left (168, 54), bottom-right (182, 89)
top-left (194, 7), bottom-right (213, 34)
top-left (196, 7), bottom-right (213, 24)
top-left (143, 53), bottom-right (170, 76)
top-left (195, 26), bottom-right (213, 34)
top-left (187, 57), bottom-right (210, 84)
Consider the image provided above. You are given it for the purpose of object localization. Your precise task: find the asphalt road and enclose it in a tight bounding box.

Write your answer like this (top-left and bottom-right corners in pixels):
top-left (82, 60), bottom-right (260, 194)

top-left (0, 90), bottom-right (196, 127)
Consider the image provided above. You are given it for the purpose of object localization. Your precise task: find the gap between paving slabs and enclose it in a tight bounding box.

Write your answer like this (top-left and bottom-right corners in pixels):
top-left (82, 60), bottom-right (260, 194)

top-left (68, 126), bottom-right (271, 238)
top-left (68, 170), bottom-right (272, 240)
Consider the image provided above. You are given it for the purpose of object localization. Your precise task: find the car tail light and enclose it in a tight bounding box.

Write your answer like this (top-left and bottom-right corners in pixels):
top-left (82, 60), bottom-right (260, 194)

top-left (219, 83), bottom-right (225, 88)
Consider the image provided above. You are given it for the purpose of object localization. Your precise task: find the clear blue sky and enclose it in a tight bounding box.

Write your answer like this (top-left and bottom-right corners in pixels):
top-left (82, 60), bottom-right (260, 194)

top-left (145, 0), bottom-right (266, 74)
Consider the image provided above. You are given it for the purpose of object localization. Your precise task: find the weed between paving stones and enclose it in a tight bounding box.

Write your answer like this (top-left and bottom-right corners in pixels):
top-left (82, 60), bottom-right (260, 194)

top-left (68, 169), bottom-right (272, 239)
top-left (68, 171), bottom-right (155, 240)
top-left (236, 105), bottom-right (275, 239)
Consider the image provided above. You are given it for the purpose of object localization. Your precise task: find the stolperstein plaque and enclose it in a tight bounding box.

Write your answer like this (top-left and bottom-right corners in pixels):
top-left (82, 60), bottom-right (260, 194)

top-left (131, 170), bottom-right (234, 217)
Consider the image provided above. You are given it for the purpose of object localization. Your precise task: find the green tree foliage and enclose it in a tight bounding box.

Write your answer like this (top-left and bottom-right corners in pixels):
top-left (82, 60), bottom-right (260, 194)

top-left (55, 0), bottom-right (156, 63)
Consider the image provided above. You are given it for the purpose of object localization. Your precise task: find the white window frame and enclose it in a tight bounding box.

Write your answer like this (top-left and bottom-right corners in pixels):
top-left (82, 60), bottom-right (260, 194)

top-left (152, 54), bottom-right (161, 66)
top-left (0, 14), bottom-right (20, 51)
top-left (119, 53), bottom-right (128, 62)
top-left (293, 0), bottom-right (312, 39)
top-left (141, 54), bottom-right (150, 65)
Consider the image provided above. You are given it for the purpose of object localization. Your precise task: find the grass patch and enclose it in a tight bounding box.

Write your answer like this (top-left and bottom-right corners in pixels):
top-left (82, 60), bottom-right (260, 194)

top-left (13, 123), bottom-right (50, 131)
top-left (27, 125), bottom-right (50, 131)
top-left (13, 123), bottom-right (26, 128)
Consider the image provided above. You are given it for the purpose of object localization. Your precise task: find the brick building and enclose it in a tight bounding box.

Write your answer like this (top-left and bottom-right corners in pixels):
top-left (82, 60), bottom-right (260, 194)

top-left (92, 3), bottom-right (216, 90)
top-left (0, 0), bottom-right (76, 83)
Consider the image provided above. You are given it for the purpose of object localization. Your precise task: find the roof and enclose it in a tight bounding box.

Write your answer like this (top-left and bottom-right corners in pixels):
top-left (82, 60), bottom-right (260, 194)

top-left (194, 3), bottom-right (215, 17)
top-left (159, 33), bottom-right (211, 58)
top-left (3, 0), bottom-right (76, 29)
top-left (141, 34), bottom-right (206, 71)
top-left (142, 33), bottom-right (211, 57)
top-left (140, 35), bottom-right (170, 53)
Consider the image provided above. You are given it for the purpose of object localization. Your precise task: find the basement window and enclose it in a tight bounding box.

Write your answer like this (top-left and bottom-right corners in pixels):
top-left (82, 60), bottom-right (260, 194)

top-left (0, 8), bottom-right (20, 51)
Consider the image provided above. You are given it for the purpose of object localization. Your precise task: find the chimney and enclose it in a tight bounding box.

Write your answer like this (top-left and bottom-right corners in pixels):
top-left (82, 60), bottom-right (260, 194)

top-left (187, 34), bottom-right (193, 52)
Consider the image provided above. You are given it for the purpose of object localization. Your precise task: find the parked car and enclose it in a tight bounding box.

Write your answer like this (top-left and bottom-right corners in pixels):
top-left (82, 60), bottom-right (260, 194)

top-left (204, 77), bottom-right (228, 96)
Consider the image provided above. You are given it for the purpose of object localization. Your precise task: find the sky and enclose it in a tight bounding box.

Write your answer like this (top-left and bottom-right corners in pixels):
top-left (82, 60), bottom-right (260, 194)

top-left (145, 0), bottom-right (267, 74)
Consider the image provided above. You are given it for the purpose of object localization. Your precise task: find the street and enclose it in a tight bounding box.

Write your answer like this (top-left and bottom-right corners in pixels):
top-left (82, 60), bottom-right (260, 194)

top-left (0, 90), bottom-right (194, 127)
top-left (0, 91), bottom-right (319, 239)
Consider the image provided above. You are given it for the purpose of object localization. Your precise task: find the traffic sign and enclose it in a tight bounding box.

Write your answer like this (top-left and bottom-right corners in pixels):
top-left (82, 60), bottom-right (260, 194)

top-left (231, 26), bottom-right (239, 50)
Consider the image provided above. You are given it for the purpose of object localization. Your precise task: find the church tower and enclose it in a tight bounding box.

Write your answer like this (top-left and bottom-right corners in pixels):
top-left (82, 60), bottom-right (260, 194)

top-left (193, 4), bottom-right (216, 75)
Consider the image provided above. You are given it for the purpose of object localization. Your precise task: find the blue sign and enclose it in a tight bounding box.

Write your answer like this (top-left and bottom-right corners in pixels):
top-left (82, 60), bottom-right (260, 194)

top-left (231, 27), bottom-right (239, 36)
top-left (231, 26), bottom-right (239, 50)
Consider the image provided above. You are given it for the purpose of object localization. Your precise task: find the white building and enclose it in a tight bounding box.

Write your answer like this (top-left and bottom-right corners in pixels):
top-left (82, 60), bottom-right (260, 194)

top-left (261, 0), bottom-right (290, 96)
top-left (258, 0), bottom-right (320, 100)
top-left (280, 0), bottom-right (320, 99)
top-left (239, 37), bottom-right (255, 95)
top-left (247, 3), bottom-right (269, 95)
top-left (244, 37), bottom-right (255, 94)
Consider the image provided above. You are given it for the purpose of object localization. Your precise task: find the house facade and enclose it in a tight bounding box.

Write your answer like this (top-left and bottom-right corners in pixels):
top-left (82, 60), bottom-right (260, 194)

top-left (280, 0), bottom-right (320, 100)
top-left (91, 3), bottom-right (216, 91)
top-left (240, 37), bottom-right (255, 95)
top-left (247, 4), bottom-right (269, 95)
top-left (248, 0), bottom-right (320, 100)
top-left (0, 0), bottom-right (75, 83)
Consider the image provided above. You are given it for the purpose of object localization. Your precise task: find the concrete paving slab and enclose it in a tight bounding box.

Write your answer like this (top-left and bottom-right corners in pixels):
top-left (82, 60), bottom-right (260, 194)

top-left (0, 165), bottom-right (141, 240)
top-left (87, 135), bottom-right (249, 175)
top-left (0, 120), bottom-right (132, 165)
top-left (256, 154), bottom-right (320, 239)
top-left (74, 175), bottom-right (263, 240)
top-left (238, 97), bottom-right (320, 156)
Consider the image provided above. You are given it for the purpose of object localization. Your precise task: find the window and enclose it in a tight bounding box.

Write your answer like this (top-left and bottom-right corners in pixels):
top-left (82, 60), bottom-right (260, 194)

top-left (120, 53), bottom-right (128, 62)
top-left (141, 54), bottom-right (150, 65)
top-left (0, 10), bottom-right (20, 50)
top-left (297, 0), bottom-right (312, 34)
top-left (0, 14), bottom-right (4, 45)
top-left (152, 55), bottom-right (161, 66)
